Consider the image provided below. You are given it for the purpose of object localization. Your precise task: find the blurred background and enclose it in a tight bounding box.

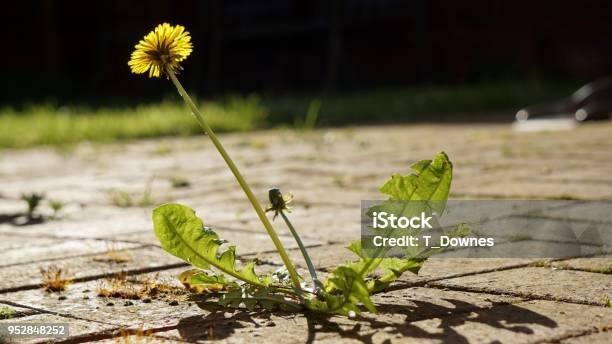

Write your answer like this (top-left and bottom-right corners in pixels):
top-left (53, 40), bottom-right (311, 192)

top-left (1, 0), bottom-right (612, 148)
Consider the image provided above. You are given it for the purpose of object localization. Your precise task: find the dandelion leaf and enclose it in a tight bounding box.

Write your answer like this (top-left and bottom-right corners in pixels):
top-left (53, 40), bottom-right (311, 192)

top-left (179, 269), bottom-right (238, 294)
top-left (153, 204), bottom-right (265, 287)
top-left (313, 152), bottom-right (453, 315)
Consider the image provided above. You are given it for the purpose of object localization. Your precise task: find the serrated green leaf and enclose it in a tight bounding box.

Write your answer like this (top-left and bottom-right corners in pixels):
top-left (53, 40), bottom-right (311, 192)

top-left (219, 289), bottom-right (244, 308)
top-left (320, 266), bottom-right (376, 315)
top-left (153, 203), bottom-right (266, 287)
top-left (341, 241), bottom-right (424, 293)
top-left (379, 151), bottom-right (453, 214)
top-left (312, 152), bottom-right (453, 315)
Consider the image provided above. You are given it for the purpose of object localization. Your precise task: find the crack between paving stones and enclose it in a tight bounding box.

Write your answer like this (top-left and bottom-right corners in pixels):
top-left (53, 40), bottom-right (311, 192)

top-left (0, 299), bottom-right (121, 332)
top-left (384, 259), bottom-right (611, 306)
top-left (2, 222), bottom-right (328, 245)
top-left (0, 244), bottom-right (324, 294)
top-left (450, 192), bottom-right (606, 201)
top-left (0, 244), bottom-right (154, 269)
top-left (242, 248), bottom-right (608, 307)
top-left (51, 300), bottom-right (526, 344)
top-left (0, 230), bottom-right (153, 244)
top-left (528, 325), bottom-right (611, 344)
top-left (0, 301), bottom-right (39, 318)
top-left (51, 325), bottom-right (179, 344)
top-left (424, 283), bottom-right (607, 307)
top-left (0, 262), bottom-right (189, 294)
top-left (509, 213), bottom-right (612, 226)
top-left (212, 224), bottom-right (329, 242)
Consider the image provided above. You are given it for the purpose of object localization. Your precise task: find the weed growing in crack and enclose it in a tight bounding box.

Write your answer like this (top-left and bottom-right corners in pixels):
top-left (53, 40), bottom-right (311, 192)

top-left (115, 325), bottom-right (155, 344)
top-left (129, 23), bottom-right (461, 315)
top-left (40, 265), bottom-right (73, 292)
top-left (108, 178), bottom-right (155, 208)
top-left (0, 306), bottom-right (15, 319)
top-left (48, 199), bottom-right (64, 219)
top-left (108, 191), bottom-right (134, 208)
top-left (92, 243), bottom-right (132, 264)
top-left (169, 176), bottom-right (191, 188)
top-left (96, 272), bottom-right (186, 305)
top-left (21, 192), bottom-right (45, 219)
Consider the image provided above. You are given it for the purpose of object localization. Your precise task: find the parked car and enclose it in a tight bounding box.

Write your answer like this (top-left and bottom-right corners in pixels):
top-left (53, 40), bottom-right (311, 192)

top-left (516, 77), bottom-right (612, 122)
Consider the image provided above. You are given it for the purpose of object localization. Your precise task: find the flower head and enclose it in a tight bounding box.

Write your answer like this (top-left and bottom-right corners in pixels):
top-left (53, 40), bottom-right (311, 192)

top-left (266, 188), bottom-right (293, 220)
top-left (128, 23), bottom-right (193, 78)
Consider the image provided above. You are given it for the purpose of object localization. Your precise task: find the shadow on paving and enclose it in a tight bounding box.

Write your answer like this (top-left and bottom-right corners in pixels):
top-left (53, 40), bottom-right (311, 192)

top-left (170, 298), bottom-right (557, 343)
top-left (0, 213), bottom-right (46, 226)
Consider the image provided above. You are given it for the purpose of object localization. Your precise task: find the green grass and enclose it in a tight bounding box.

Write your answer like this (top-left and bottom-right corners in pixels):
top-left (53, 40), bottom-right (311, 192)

top-left (0, 79), bottom-right (579, 149)
top-left (265, 79), bottom-right (578, 125)
top-left (0, 95), bottom-right (266, 148)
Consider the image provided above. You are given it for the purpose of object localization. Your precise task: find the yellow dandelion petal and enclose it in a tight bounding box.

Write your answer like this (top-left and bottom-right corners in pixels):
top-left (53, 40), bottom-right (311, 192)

top-left (128, 23), bottom-right (193, 78)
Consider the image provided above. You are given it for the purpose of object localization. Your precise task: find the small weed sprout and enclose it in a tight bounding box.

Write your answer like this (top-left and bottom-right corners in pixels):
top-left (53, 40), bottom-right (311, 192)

top-left (0, 305), bottom-right (16, 319)
top-left (331, 175), bottom-right (348, 188)
top-left (153, 142), bottom-right (172, 155)
top-left (170, 176), bottom-right (191, 188)
top-left (21, 192), bottom-right (45, 218)
top-left (109, 191), bottom-right (133, 207)
top-left (599, 264), bottom-right (612, 274)
top-left (49, 200), bottom-right (64, 218)
top-left (109, 179), bottom-right (154, 207)
top-left (138, 186), bottom-right (154, 207)
top-left (40, 266), bottom-right (73, 292)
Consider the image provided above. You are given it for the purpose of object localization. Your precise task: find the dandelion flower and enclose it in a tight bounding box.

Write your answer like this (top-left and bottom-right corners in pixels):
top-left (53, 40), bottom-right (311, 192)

top-left (128, 23), bottom-right (193, 78)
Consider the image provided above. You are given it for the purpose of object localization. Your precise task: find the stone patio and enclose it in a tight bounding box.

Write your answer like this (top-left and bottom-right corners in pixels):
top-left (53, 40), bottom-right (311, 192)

top-left (0, 123), bottom-right (610, 343)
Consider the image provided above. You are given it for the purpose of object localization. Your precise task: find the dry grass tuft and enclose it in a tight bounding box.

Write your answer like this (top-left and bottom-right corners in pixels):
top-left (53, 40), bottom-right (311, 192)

top-left (115, 325), bottom-right (156, 344)
top-left (97, 272), bottom-right (186, 303)
top-left (93, 243), bottom-right (132, 263)
top-left (40, 265), bottom-right (73, 292)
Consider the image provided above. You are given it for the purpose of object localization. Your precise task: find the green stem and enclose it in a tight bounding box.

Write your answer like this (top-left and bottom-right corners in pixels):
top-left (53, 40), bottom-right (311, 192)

top-left (279, 210), bottom-right (320, 291)
top-left (166, 68), bottom-right (301, 290)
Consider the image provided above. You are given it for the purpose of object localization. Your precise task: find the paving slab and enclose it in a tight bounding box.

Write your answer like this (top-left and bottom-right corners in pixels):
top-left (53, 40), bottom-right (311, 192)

top-left (0, 313), bottom-right (115, 344)
top-left (560, 330), bottom-right (612, 344)
top-left (144, 287), bottom-right (612, 344)
top-left (142, 287), bottom-right (520, 343)
top-left (550, 255), bottom-right (612, 273)
top-left (303, 302), bottom-right (612, 343)
top-left (1, 123), bottom-right (612, 342)
top-left (0, 302), bottom-right (39, 318)
top-left (430, 266), bottom-right (612, 306)
top-left (113, 228), bottom-right (322, 253)
top-left (0, 237), bottom-right (139, 267)
top-left (0, 265), bottom-right (309, 343)
top-left (0, 246), bottom-right (183, 292)
top-left (0, 234), bottom-right (64, 255)
top-left (91, 335), bottom-right (183, 343)
top-left (2, 279), bottom-right (206, 331)
top-left (249, 243), bottom-right (536, 283)
top-left (543, 201), bottom-right (612, 223)
top-left (213, 204), bottom-right (362, 242)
